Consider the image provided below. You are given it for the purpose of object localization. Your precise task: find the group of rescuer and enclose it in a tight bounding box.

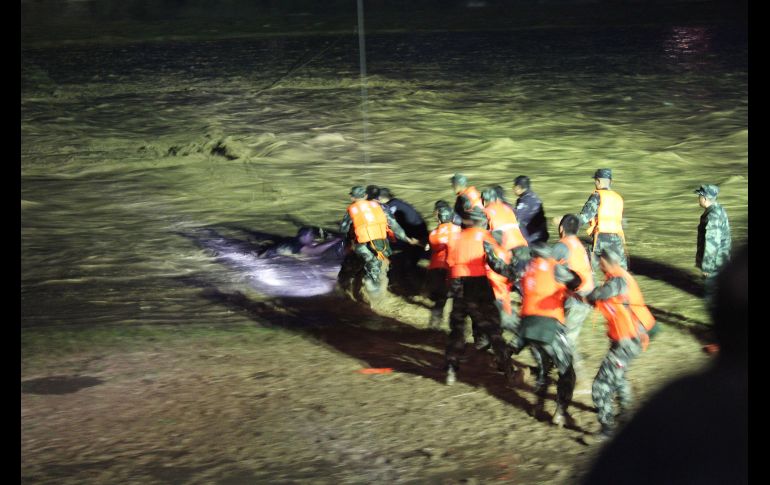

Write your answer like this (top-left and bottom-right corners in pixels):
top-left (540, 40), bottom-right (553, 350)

top-left (335, 168), bottom-right (731, 441)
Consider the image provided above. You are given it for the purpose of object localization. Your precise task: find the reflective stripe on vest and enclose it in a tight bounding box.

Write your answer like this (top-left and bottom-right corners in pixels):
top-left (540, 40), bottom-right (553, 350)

top-left (520, 257), bottom-right (567, 323)
top-left (586, 190), bottom-right (624, 237)
top-left (560, 235), bottom-right (595, 294)
top-left (348, 200), bottom-right (388, 243)
top-left (485, 201), bottom-right (528, 250)
top-left (446, 227), bottom-right (492, 278)
top-left (428, 223), bottom-right (462, 269)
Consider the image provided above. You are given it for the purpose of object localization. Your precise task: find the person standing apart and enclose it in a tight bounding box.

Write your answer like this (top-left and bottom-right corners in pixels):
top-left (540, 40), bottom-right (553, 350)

top-left (694, 184), bottom-right (731, 307)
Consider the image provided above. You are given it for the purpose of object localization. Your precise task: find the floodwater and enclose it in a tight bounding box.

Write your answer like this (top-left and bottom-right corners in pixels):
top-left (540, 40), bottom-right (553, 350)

top-left (21, 26), bottom-right (747, 329)
top-left (20, 24), bottom-right (747, 484)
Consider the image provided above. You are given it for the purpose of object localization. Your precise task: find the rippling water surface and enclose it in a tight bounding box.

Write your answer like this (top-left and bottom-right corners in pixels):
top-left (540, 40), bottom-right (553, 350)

top-left (21, 26), bottom-right (747, 328)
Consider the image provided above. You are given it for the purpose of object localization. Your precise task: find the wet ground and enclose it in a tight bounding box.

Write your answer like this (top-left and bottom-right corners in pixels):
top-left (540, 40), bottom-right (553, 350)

top-left (21, 275), bottom-right (717, 484)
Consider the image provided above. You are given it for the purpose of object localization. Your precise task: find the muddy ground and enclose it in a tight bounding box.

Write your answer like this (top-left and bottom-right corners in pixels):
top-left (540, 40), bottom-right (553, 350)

top-left (21, 277), bottom-right (714, 484)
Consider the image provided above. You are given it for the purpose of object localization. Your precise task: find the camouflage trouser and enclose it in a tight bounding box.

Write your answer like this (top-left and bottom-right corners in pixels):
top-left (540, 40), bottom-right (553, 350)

top-left (516, 328), bottom-right (576, 410)
top-left (592, 338), bottom-right (642, 428)
top-left (496, 299), bottom-right (520, 333)
top-left (337, 241), bottom-right (390, 290)
top-left (564, 296), bottom-right (593, 371)
top-left (591, 233), bottom-right (628, 270)
top-left (426, 268), bottom-right (449, 327)
top-left (703, 272), bottom-right (719, 311)
top-left (446, 278), bottom-right (509, 372)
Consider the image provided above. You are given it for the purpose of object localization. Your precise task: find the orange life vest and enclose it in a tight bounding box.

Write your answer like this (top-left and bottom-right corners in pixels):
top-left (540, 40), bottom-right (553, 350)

top-left (347, 200), bottom-right (389, 243)
top-left (520, 257), bottom-right (567, 323)
top-left (458, 186), bottom-right (484, 211)
top-left (446, 227), bottom-right (495, 278)
top-left (428, 223), bottom-right (462, 270)
top-left (484, 201), bottom-right (528, 250)
top-left (484, 239), bottom-right (513, 314)
top-left (595, 266), bottom-right (655, 348)
top-left (586, 189), bottom-right (624, 240)
top-left (559, 235), bottom-right (595, 294)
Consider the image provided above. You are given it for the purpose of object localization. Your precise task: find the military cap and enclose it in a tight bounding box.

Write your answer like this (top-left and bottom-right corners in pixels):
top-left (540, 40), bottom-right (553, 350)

top-left (437, 206), bottom-right (454, 223)
top-left (349, 185), bottom-right (367, 198)
top-left (434, 199), bottom-right (451, 210)
top-left (450, 173), bottom-right (468, 186)
top-left (593, 168), bottom-right (612, 179)
top-left (481, 187), bottom-right (498, 203)
top-left (464, 207), bottom-right (488, 223)
top-left (694, 184), bottom-right (719, 199)
top-left (365, 185), bottom-right (380, 199)
top-left (598, 247), bottom-right (623, 265)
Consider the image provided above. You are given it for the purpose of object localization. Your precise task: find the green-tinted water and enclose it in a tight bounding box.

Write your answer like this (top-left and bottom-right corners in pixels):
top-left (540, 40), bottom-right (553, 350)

top-left (21, 27), bottom-right (747, 328)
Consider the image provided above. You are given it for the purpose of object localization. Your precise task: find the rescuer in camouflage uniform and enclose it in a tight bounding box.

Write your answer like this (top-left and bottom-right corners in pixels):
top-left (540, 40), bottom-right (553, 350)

top-left (551, 214), bottom-right (596, 377)
top-left (584, 248), bottom-right (656, 440)
top-left (444, 207), bottom-right (512, 386)
top-left (337, 186), bottom-right (417, 295)
top-left (695, 184), bottom-right (732, 307)
top-left (425, 205), bottom-right (461, 328)
top-left (450, 173), bottom-right (484, 220)
top-left (485, 242), bottom-right (581, 425)
top-left (573, 168), bottom-right (628, 269)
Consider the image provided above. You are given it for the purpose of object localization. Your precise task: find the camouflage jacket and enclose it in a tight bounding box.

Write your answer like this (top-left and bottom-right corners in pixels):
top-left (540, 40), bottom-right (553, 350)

top-left (696, 202), bottom-right (732, 274)
top-left (339, 202), bottom-right (410, 243)
top-left (483, 242), bottom-right (580, 289)
top-left (585, 276), bottom-right (627, 304)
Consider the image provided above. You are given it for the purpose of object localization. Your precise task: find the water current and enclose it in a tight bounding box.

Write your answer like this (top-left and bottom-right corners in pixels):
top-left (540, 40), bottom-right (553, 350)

top-left (21, 26), bottom-right (747, 328)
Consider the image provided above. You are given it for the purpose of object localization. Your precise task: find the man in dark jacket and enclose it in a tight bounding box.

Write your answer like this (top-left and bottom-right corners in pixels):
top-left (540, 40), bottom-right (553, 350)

top-left (513, 175), bottom-right (549, 245)
top-left (378, 187), bottom-right (429, 293)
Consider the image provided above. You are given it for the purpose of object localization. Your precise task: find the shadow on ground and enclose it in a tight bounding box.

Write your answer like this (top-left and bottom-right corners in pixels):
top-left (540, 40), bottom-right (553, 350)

top-left (180, 228), bottom-right (593, 431)
top-left (630, 256), bottom-right (704, 298)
